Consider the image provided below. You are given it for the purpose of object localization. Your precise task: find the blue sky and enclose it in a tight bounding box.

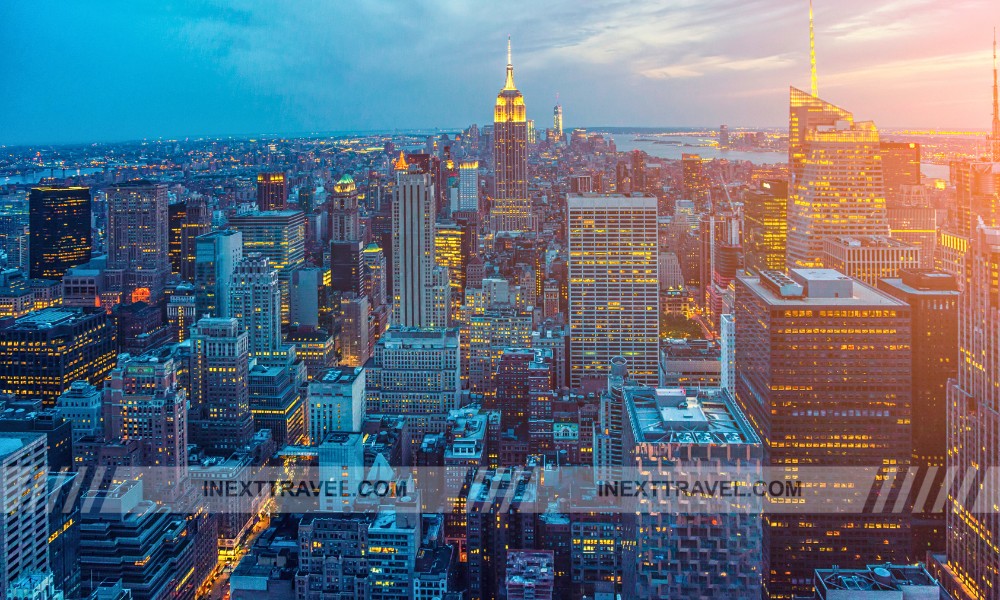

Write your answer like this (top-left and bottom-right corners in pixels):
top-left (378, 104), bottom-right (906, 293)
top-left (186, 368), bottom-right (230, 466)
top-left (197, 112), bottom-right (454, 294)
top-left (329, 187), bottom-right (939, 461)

top-left (1, 0), bottom-right (997, 144)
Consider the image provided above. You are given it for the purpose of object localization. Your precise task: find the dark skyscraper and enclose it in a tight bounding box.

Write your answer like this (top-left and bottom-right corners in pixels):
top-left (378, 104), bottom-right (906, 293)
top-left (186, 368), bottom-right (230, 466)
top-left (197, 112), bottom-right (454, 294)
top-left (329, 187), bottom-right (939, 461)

top-left (492, 37), bottom-right (531, 233)
top-left (880, 141), bottom-right (921, 204)
top-left (878, 268), bottom-right (958, 558)
top-left (256, 171), bottom-right (287, 211)
top-left (28, 186), bottom-right (92, 280)
top-left (734, 269), bottom-right (912, 598)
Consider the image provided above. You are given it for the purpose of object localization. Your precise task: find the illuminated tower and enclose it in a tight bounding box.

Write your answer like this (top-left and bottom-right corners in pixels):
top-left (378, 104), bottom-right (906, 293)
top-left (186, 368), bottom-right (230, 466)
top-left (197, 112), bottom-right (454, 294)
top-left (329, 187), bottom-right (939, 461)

top-left (106, 180), bottom-right (171, 302)
top-left (567, 194), bottom-right (659, 386)
top-left (937, 223), bottom-right (1000, 599)
top-left (392, 153), bottom-right (450, 328)
top-left (256, 171), bottom-right (287, 211)
top-left (785, 88), bottom-right (889, 268)
top-left (330, 174), bottom-right (360, 242)
top-left (553, 96), bottom-right (563, 141)
top-left (28, 186), bottom-right (92, 280)
top-left (492, 37), bottom-right (532, 233)
top-left (993, 28), bottom-right (999, 161)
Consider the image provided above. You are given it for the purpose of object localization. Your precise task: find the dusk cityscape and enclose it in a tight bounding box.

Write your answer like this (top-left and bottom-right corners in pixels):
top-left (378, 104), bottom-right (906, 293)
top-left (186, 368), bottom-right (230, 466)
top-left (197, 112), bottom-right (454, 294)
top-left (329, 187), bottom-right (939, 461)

top-left (2, 2), bottom-right (1000, 599)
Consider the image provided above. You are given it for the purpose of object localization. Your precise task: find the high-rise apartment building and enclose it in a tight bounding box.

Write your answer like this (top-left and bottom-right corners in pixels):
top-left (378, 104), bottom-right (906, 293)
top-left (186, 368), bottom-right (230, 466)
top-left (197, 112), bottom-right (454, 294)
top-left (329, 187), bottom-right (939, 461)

top-left (734, 268), bottom-right (912, 598)
top-left (0, 307), bottom-right (116, 407)
top-left (187, 317), bottom-right (253, 454)
top-left (567, 194), bottom-right (659, 386)
top-left (105, 181), bottom-right (171, 301)
top-left (392, 154), bottom-right (450, 328)
top-left (786, 88), bottom-right (890, 267)
top-left (492, 38), bottom-right (532, 233)
top-left (194, 229), bottom-right (243, 318)
top-left (28, 186), bottom-right (92, 280)
top-left (256, 171), bottom-right (287, 212)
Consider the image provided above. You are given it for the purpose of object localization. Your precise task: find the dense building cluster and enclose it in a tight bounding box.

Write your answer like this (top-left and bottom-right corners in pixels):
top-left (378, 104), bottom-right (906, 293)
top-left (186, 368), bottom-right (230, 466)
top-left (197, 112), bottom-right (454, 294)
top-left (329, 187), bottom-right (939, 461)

top-left (0, 26), bottom-right (998, 600)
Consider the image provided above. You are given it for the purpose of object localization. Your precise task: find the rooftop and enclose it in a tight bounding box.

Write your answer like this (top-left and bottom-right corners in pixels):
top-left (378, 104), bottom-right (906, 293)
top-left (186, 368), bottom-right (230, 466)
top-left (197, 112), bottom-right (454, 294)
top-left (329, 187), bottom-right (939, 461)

top-left (624, 388), bottom-right (760, 446)
top-left (319, 366), bottom-right (364, 384)
top-left (741, 269), bottom-right (906, 307)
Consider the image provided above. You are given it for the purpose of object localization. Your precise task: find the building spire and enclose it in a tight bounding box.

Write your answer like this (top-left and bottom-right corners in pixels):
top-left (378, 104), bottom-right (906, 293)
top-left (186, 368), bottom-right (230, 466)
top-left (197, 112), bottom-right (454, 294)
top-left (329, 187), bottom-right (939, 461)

top-left (993, 26), bottom-right (999, 161)
top-left (504, 35), bottom-right (516, 90)
top-left (810, 0), bottom-right (819, 97)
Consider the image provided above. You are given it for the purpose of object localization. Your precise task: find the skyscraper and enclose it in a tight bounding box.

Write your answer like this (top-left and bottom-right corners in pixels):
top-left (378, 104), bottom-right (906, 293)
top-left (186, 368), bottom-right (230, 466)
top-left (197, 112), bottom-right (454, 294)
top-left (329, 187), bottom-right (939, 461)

top-left (365, 327), bottom-right (461, 415)
top-left (734, 269), bottom-right (912, 598)
top-left (229, 209), bottom-right (306, 324)
top-left (681, 154), bottom-right (709, 209)
top-left (188, 317), bottom-right (253, 454)
top-left (743, 179), bottom-right (789, 274)
top-left (168, 196), bottom-right (211, 280)
top-left (553, 98), bottom-right (563, 141)
top-left (786, 88), bottom-right (890, 268)
top-left (105, 180), bottom-right (171, 302)
top-left (256, 171), bottom-right (287, 211)
top-left (0, 432), bottom-right (48, 595)
top-left (329, 174), bottom-right (361, 242)
top-left (102, 349), bottom-right (188, 498)
top-left (0, 307), bottom-right (116, 408)
top-left (229, 253), bottom-right (284, 363)
top-left (28, 186), bottom-right (92, 280)
top-left (880, 141), bottom-right (921, 204)
top-left (458, 160), bottom-right (479, 212)
top-left (392, 154), bottom-right (450, 328)
top-left (621, 387), bottom-right (763, 598)
top-left (567, 194), bottom-right (659, 386)
top-left (937, 224), bottom-right (1000, 599)
top-left (193, 229), bottom-right (243, 318)
top-left (878, 269), bottom-right (958, 558)
top-left (492, 37), bottom-right (532, 233)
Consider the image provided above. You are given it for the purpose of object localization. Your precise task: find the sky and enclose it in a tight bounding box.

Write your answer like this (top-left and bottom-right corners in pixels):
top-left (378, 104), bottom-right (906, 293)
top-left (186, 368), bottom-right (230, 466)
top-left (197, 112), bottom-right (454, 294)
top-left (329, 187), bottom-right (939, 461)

top-left (1, 0), bottom-right (998, 145)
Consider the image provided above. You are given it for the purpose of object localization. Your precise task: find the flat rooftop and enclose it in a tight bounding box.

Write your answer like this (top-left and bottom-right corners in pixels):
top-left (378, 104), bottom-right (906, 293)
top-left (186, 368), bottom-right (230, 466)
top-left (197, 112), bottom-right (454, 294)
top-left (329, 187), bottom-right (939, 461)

top-left (740, 269), bottom-right (907, 307)
top-left (319, 366), bottom-right (364, 384)
top-left (624, 388), bottom-right (760, 446)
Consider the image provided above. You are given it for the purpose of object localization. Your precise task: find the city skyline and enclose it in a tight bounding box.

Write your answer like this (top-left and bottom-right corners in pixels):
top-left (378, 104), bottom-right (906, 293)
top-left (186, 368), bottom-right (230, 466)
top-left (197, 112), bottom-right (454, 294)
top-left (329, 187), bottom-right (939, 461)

top-left (2, 1), bottom-right (999, 145)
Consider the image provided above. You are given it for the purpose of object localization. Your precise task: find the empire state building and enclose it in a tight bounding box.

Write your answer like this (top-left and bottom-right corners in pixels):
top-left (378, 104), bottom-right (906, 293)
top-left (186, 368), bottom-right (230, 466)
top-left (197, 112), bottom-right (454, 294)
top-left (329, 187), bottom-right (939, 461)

top-left (491, 37), bottom-right (532, 233)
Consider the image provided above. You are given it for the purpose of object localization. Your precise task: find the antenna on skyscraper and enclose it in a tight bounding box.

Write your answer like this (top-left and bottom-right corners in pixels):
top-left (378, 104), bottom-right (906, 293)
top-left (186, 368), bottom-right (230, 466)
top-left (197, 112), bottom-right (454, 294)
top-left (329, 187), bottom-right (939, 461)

top-left (810, 0), bottom-right (819, 97)
top-left (992, 26), bottom-right (999, 161)
top-left (507, 35), bottom-right (512, 67)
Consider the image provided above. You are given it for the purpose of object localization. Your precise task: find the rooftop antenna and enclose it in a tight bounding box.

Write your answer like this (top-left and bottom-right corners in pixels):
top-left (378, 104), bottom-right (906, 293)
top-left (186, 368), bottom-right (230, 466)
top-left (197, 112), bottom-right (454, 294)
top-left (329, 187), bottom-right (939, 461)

top-left (810, 0), bottom-right (819, 97)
